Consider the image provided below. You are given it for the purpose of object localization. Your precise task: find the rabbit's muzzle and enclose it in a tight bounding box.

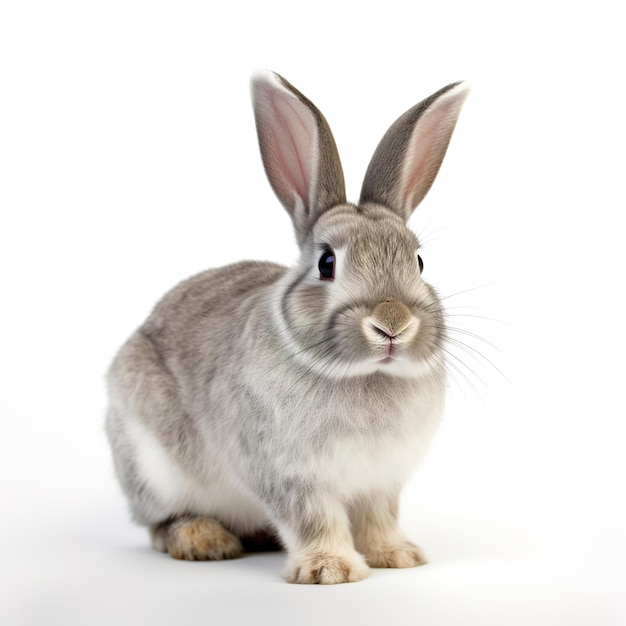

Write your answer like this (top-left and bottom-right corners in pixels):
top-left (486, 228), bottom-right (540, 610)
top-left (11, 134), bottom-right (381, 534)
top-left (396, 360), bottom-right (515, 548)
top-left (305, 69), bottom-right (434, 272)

top-left (363, 298), bottom-right (420, 345)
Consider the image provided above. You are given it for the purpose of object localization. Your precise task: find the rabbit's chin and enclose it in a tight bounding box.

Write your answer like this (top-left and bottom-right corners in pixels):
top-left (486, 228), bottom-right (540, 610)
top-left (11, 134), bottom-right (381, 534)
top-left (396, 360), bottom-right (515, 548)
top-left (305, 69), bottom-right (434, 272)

top-left (304, 353), bottom-right (441, 381)
top-left (368, 355), bottom-right (440, 379)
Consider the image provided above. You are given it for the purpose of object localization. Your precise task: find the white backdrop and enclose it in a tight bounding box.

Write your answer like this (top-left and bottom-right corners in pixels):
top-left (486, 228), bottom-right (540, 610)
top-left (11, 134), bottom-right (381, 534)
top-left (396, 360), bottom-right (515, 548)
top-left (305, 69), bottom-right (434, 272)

top-left (1, 1), bottom-right (624, 624)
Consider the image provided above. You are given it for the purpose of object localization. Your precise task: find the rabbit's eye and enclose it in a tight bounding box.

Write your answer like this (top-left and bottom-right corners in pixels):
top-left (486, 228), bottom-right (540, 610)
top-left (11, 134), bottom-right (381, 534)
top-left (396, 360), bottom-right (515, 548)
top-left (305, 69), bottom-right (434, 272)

top-left (417, 254), bottom-right (424, 273)
top-left (318, 249), bottom-right (335, 281)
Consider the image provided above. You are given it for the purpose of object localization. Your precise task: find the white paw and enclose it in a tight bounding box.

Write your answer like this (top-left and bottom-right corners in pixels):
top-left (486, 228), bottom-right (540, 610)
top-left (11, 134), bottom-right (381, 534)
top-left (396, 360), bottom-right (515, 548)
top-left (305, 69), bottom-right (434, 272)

top-left (284, 550), bottom-right (370, 584)
top-left (364, 540), bottom-right (427, 568)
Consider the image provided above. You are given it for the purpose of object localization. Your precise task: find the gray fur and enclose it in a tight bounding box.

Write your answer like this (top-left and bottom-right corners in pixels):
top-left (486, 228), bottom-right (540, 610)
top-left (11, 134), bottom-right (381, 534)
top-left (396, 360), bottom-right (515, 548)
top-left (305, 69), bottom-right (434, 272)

top-left (106, 71), bottom-right (469, 583)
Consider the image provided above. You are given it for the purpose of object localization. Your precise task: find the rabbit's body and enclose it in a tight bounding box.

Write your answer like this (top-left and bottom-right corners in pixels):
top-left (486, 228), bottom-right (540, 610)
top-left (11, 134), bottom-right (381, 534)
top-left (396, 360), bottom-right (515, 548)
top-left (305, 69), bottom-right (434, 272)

top-left (106, 72), bottom-right (469, 583)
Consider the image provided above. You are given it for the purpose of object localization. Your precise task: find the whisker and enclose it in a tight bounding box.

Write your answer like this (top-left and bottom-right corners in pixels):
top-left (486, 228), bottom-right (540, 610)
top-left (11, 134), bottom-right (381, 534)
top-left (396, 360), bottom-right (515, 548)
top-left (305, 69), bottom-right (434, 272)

top-left (443, 335), bottom-right (510, 385)
top-left (440, 350), bottom-right (481, 405)
top-left (423, 283), bottom-right (500, 310)
top-left (444, 312), bottom-right (513, 327)
top-left (441, 325), bottom-right (504, 353)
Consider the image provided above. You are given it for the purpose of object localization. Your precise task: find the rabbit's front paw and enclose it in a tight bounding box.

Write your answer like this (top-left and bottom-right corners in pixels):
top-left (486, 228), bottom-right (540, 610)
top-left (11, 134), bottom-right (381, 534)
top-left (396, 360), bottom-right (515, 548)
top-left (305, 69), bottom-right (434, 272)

top-left (284, 550), bottom-right (370, 584)
top-left (364, 540), bottom-right (427, 568)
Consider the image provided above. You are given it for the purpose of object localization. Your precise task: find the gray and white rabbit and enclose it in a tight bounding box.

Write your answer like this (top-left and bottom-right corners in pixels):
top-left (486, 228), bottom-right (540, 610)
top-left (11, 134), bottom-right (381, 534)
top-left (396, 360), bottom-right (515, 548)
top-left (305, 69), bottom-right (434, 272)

top-left (106, 71), bottom-right (469, 584)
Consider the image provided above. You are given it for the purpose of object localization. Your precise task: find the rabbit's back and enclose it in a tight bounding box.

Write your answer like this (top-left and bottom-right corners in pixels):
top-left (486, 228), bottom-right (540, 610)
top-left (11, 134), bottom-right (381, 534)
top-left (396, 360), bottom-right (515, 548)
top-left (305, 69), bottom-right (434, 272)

top-left (141, 260), bottom-right (286, 356)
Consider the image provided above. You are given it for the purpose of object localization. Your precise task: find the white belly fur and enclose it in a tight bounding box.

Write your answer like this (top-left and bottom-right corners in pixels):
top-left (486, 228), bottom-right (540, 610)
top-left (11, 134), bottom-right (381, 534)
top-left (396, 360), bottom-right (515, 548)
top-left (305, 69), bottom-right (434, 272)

top-left (124, 415), bottom-right (270, 533)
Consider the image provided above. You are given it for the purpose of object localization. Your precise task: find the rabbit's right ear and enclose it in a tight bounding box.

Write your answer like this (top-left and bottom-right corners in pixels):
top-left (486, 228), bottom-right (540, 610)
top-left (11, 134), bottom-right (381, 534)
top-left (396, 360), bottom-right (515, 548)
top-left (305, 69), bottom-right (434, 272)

top-left (251, 71), bottom-right (346, 244)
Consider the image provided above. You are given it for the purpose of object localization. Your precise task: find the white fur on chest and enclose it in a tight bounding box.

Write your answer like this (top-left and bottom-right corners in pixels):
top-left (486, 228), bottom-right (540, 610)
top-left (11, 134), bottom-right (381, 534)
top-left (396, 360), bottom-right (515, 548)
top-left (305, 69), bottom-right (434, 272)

top-left (322, 431), bottom-right (430, 499)
top-left (319, 401), bottom-right (441, 499)
top-left (265, 381), bottom-right (445, 500)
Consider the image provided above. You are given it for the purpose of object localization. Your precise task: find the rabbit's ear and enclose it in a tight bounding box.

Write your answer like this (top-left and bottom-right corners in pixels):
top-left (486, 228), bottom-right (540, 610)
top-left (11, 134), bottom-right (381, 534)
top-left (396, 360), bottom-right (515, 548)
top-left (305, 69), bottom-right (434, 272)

top-left (251, 71), bottom-right (346, 244)
top-left (360, 82), bottom-right (470, 222)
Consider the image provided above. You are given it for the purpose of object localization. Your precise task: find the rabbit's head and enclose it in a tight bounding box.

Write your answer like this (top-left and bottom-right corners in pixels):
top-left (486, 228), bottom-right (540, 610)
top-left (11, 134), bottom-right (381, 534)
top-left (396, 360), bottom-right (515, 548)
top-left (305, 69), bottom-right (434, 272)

top-left (251, 72), bottom-right (469, 379)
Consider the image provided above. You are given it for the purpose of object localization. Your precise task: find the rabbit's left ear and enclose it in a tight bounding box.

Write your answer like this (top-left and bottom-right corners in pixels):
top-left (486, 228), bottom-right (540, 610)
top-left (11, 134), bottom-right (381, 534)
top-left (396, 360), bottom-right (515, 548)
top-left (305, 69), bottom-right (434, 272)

top-left (251, 71), bottom-right (346, 244)
top-left (360, 82), bottom-right (470, 222)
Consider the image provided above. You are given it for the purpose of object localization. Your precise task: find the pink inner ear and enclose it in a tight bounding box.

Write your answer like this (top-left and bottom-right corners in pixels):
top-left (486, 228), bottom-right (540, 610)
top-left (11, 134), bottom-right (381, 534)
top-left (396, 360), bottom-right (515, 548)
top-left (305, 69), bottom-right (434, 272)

top-left (401, 95), bottom-right (465, 215)
top-left (270, 90), bottom-right (314, 205)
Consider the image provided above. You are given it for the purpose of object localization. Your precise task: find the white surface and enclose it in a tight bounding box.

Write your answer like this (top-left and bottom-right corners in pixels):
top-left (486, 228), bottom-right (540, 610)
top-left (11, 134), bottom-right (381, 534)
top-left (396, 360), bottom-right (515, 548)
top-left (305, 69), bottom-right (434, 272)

top-left (1, 1), bottom-right (625, 624)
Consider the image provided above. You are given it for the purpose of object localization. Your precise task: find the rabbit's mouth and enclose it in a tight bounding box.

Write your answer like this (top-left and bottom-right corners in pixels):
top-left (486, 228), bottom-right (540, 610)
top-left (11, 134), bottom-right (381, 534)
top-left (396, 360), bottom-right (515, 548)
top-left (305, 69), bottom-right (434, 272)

top-left (378, 340), bottom-right (397, 364)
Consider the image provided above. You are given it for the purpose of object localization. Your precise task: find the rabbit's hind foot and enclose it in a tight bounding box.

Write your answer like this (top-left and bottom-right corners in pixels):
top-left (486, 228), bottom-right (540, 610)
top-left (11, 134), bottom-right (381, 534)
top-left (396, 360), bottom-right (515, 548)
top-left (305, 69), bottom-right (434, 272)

top-left (150, 516), bottom-right (244, 561)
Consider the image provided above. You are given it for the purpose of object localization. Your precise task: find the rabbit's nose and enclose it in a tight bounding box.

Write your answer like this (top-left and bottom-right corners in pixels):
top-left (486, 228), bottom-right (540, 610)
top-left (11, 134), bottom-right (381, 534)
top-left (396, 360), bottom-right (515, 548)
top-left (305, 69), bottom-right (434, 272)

top-left (368, 299), bottom-right (417, 339)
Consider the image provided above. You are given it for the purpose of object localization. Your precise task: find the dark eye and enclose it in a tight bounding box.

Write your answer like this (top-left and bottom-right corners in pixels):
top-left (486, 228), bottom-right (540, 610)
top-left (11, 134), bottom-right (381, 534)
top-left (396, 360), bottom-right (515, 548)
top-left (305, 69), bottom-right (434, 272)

top-left (418, 254), bottom-right (424, 273)
top-left (318, 249), bottom-right (335, 280)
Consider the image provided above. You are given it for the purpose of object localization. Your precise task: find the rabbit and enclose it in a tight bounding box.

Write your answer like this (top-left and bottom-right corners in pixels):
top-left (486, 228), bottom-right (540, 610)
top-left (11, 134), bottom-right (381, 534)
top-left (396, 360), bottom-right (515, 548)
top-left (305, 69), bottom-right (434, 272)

top-left (105, 70), bottom-right (470, 584)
